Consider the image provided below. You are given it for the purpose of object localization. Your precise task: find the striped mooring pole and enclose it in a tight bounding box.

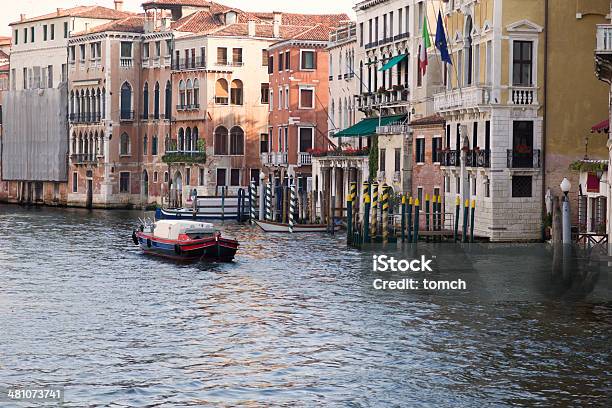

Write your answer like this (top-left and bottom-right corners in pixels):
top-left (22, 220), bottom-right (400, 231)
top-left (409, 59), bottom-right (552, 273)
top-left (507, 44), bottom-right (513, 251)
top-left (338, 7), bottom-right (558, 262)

top-left (249, 179), bottom-right (256, 224)
top-left (370, 182), bottom-right (379, 240)
top-left (437, 195), bottom-right (442, 242)
top-left (363, 193), bottom-right (371, 243)
top-left (289, 179), bottom-right (296, 233)
top-left (407, 196), bottom-right (413, 242)
top-left (454, 195), bottom-right (460, 242)
top-left (470, 199), bottom-right (476, 243)
top-left (382, 184), bottom-right (389, 244)
top-left (350, 181), bottom-right (357, 232)
top-left (401, 194), bottom-right (406, 243)
top-left (265, 182), bottom-right (272, 221)
top-left (425, 194), bottom-right (430, 243)
top-left (412, 198), bottom-right (420, 243)
top-left (346, 194), bottom-right (353, 245)
top-left (462, 199), bottom-right (469, 243)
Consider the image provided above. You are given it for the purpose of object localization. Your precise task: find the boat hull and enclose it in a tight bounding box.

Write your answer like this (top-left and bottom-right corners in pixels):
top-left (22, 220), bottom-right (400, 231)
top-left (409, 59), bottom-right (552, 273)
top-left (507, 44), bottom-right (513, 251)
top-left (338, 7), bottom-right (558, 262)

top-left (135, 231), bottom-right (238, 262)
top-left (255, 220), bottom-right (340, 233)
top-left (155, 208), bottom-right (247, 221)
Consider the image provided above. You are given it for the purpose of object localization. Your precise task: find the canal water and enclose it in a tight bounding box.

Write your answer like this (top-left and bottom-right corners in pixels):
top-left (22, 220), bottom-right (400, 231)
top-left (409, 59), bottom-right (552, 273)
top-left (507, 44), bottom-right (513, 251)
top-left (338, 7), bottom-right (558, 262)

top-left (0, 204), bottom-right (610, 407)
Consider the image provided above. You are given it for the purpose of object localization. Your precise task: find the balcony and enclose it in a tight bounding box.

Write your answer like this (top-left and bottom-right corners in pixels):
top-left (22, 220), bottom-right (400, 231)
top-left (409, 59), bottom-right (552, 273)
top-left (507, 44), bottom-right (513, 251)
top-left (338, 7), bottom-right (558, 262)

top-left (376, 124), bottom-right (409, 135)
top-left (120, 58), bottom-right (133, 68)
top-left (70, 153), bottom-right (98, 165)
top-left (393, 32), bottom-right (409, 41)
top-left (509, 86), bottom-right (537, 105)
top-left (69, 113), bottom-right (102, 124)
top-left (120, 110), bottom-right (135, 121)
top-left (162, 150), bottom-right (207, 164)
top-left (260, 152), bottom-right (272, 165)
top-left (507, 149), bottom-right (541, 169)
top-left (298, 152), bottom-right (312, 166)
top-left (433, 85), bottom-right (490, 112)
top-left (172, 58), bottom-right (206, 70)
top-left (263, 152), bottom-right (288, 166)
top-left (465, 149), bottom-right (491, 168)
top-left (215, 97), bottom-right (228, 105)
top-left (595, 24), bottom-right (612, 83)
top-left (438, 150), bottom-right (460, 167)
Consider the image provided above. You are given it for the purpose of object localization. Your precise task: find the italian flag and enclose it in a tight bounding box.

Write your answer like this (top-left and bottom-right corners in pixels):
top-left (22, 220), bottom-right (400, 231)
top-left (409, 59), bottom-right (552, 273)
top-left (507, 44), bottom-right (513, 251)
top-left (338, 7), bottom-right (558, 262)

top-left (419, 14), bottom-right (431, 76)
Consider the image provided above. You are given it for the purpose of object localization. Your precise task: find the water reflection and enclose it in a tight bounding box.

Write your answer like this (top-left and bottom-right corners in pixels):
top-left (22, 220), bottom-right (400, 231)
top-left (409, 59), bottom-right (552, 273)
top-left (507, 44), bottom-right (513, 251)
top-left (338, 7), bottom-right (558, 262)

top-left (0, 205), bottom-right (610, 406)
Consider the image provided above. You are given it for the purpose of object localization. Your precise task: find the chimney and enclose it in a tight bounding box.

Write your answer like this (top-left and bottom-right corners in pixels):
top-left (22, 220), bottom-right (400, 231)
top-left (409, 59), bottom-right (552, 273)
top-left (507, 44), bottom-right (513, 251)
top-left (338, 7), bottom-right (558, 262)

top-left (248, 20), bottom-right (256, 37)
top-left (56, 8), bottom-right (63, 16)
top-left (20, 14), bottom-right (26, 22)
top-left (273, 12), bottom-right (282, 38)
top-left (114, 0), bottom-right (124, 11)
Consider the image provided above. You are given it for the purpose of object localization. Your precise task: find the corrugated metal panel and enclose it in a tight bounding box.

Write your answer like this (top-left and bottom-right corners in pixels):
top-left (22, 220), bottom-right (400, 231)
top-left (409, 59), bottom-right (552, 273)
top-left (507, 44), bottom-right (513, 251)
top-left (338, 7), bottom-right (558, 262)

top-left (1, 83), bottom-right (68, 181)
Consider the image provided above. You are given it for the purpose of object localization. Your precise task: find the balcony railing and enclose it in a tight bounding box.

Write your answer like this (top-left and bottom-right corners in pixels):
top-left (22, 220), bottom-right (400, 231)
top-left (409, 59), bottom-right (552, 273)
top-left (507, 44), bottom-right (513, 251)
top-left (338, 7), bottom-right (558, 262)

top-left (376, 124), bottom-right (409, 135)
top-left (120, 110), bottom-right (135, 121)
top-left (507, 149), bottom-right (541, 169)
top-left (465, 149), bottom-right (491, 168)
top-left (510, 86), bottom-right (537, 105)
top-left (438, 150), bottom-right (460, 166)
top-left (434, 85), bottom-right (490, 111)
top-left (596, 24), bottom-right (612, 53)
top-left (162, 150), bottom-right (207, 164)
top-left (260, 152), bottom-right (272, 165)
top-left (69, 113), bottom-right (102, 124)
top-left (215, 97), bottom-right (228, 105)
top-left (298, 152), bottom-right (312, 166)
top-left (120, 58), bottom-right (133, 68)
top-left (70, 153), bottom-right (99, 164)
top-left (172, 58), bottom-right (206, 70)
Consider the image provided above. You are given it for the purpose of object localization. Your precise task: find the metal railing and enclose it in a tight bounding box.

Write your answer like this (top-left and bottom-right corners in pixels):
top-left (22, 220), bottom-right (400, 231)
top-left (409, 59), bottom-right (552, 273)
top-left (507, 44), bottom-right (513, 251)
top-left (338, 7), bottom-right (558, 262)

top-left (120, 110), bottom-right (135, 121)
top-left (507, 149), bottom-right (541, 168)
top-left (466, 149), bottom-right (491, 168)
top-left (71, 153), bottom-right (99, 164)
top-left (438, 150), bottom-right (460, 166)
top-left (69, 113), bottom-right (102, 123)
top-left (172, 58), bottom-right (206, 70)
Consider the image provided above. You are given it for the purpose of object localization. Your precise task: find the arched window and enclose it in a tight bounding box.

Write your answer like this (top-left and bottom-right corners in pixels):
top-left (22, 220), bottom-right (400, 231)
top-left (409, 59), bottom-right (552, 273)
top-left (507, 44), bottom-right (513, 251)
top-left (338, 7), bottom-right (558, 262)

top-left (152, 135), bottom-right (158, 155)
top-left (367, 58), bottom-right (372, 92)
top-left (193, 127), bottom-right (199, 151)
top-left (193, 79), bottom-right (199, 107)
top-left (154, 81), bottom-right (160, 119)
top-left (464, 16), bottom-right (473, 86)
top-left (178, 128), bottom-right (184, 151)
top-left (120, 132), bottom-right (130, 155)
top-left (186, 79), bottom-right (193, 106)
top-left (120, 82), bottom-right (132, 119)
top-left (359, 61), bottom-right (364, 93)
top-left (164, 172), bottom-right (169, 183)
top-left (101, 87), bottom-right (106, 119)
top-left (165, 80), bottom-right (171, 118)
top-left (373, 58), bottom-right (378, 90)
top-left (142, 82), bottom-right (149, 119)
top-left (70, 91), bottom-right (74, 116)
top-left (230, 79), bottom-right (243, 105)
top-left (143, 134), bottom-right (148, 155)
top-left (214, 126), bottom-right (228, 155)
top-left (165, 134), bottom-right (170, 152)
top-left (230, 126), bottom-right (244, 155)
top-left (72, 132), bottom-right (77, 154)
top-left (185, 127), bottom-right (192, 151)
top-left (179, 80), bottom-right (186, 107)
top-left (215, 78), bottom-right (228, 105)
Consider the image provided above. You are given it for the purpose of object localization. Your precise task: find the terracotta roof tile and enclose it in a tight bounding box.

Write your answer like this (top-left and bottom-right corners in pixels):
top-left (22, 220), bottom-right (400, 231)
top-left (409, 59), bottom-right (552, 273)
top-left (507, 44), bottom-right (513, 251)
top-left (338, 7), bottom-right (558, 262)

top-left (74, 15), bottom-right (146, 35)
top-left (0, 50), bottom-right (9, 59)
top-left (10, 6), bottom-right (134, 26)
top-left (142, 0), bottom-right (213, 7)
top-left (410, 114), bottom-right (445, 126)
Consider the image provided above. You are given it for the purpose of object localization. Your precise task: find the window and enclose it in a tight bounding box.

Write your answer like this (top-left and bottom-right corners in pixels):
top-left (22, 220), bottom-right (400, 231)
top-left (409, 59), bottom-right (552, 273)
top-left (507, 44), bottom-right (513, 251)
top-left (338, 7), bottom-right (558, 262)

top-left (120, 82), bottom-right (132, 118)
top-left (79, 44), bottom-right (86, 62)
top-left (193, 79), bottom-right (199, 106)
top-left (200, 47), bottom-right (205, 66)
top-left (269, 89), bottom-right (273, 111)
top-left (485, 120), bottom-right (491, 151)
top-left (120, 172), bottom-right (130, 193)
top-left (166, 39), bottom-right (173, 56)
top-left (285, 86), bottom-right (289, 109)
top-left (285, 51), bottom-right (290, 70)
top-left (64, 22), bottom-right (68, 38)
top-left (216, 169), bottom-right (227, 187)
top-left (43, 25), bottom-right (48, 41)
top-left (417, 2), bottom-right (424, 30)
top-left (432, 137), bottom-right (442, 162)
top-left (30, 27), bottom-right (35, 42)
top-left (299, 87), bottom-right (314, 109)
top-left (300, 50), bottom-right (315, 70)
top-left (69, 46), bottom-right (76, 63)
top-left (359, 22), bottom-right (364, 46)
top-left (215, 79), bottom-right (229, 105)
top-left (379, 148), bottom-right (386, 173)
top-left (278, 52), bottom-right (284, 71)
top-left (472, 122), bottom-right (478, 148)
top-left (513, 40), bottom-right (533, 86)
top-left (261, 83), bottom-right (269, 103)
top-left (72, 172), bottom-right (78, 193)
top-left (143, 42), bottom-right (150, 59)
top-left (120, 41), bottom-right (132, 58)
top-left (153, 172), bottom-right (158, 183)
top-left (299, 127), bottom-right (313, 152)
top-left (13, 29), bottom-right (18, 45)
top-left (217, 47), bottom-right (228, 64)
top-left (186, 79), bottom-right (193, 105)
top-left (120, 133), bottom-right (130, 155)
top-left (165, 80), bottom-right (172, 118)
top-left (445, 176), bottom-right (450, 193)
top-left (260, 133), bottom-right (269, 153)
top-left (284, 127), bottom-right (288, 152)
top-left (230, 169), bottom-right (241, 186)
top-left (199, 169), bottom-right (205, 186)
top-left (394, 148), bottom-right (401, 172)
top-left (268, 55), bottom-right (273, 74)
top-left (417, 187), bottom-right (423, 204)
top-left (471, 176), bottom-right (477, 196)
top-left (232, 48), bottom-right (242, 65)
top-left (154, 82), bottom-right (160, 118)
top-left (23, 27), bottom-right (27, 44)
top-left (186, 168), bottom-right (191, 185)
top-left (143, 82), bottom-right (149, 118)
top-left (415, 138), bottom-right (425, 163)
top-left (214, 126), bottom-right (228, 155)
top-left (398, 8), bottom-right (403, 34)
top-left (512, 176), bottom-right (532, 198)
top-left (485, 40), bottom-right (492, 85)
top-left (456, 176), bottom-right (460, 193)
top-left (230, 79), bottom-right (243, 105)
top-left (278, 87), bottom-right (283, 110)
top-left (230, 126), bottom-right (244, 155)
top-left (152, 135), bottom-right (158, 155)
top-left (143, 134), bottom-right (148, 155)
top-left (178, 80), bottom-right (186, 106)
top-left (484, 177), bottom-right (490, 197)
top-left (164, 172), bottom-right (169, 183)
top-left (262, 49), bottom-right (269, 66)
top-left (155, 41), bottom-right (161, 57)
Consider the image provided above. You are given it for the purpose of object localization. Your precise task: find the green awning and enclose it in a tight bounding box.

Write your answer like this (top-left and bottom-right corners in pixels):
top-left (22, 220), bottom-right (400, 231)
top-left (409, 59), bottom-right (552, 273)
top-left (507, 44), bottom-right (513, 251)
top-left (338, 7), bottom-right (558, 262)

top-left (334, 114), bottom-right (406, 138)
top-left (379, 54), bottom-right (407, 71)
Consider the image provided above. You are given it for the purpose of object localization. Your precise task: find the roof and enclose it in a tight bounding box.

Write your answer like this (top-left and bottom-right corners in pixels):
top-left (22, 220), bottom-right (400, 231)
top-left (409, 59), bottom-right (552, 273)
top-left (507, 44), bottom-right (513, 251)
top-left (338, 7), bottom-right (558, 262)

top-left (142, 0), bottom-right (213, 7)
top-left (0, 50), bottom-right (9, 60)
top-left (10, 6), bottom-right (134, 26)
top-left (410, 114), bottom-right (445, 127)
top-left (335, 115), bottom-right (407, 138)
top-left (0, 63), bottom-right (9, 72)
top-left (0, 36), bottom-right (10, 46)
top-left (73, 15), bottom-right (146, 35)
top-left (591, 118), bottom-right (609, 133)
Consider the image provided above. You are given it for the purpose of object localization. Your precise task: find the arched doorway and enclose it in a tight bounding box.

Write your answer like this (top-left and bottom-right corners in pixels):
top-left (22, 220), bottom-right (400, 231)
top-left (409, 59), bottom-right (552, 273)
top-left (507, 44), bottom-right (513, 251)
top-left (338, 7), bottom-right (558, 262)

top-left (142, 170), bottom-right (149, 197)
top-left (173, 171), bottom-right (183, 207)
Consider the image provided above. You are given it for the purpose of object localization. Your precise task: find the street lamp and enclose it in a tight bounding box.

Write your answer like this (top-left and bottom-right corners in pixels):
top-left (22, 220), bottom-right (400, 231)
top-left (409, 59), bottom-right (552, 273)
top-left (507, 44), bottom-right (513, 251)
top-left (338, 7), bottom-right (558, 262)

top-left (560, 177), bottom-right (571, 244)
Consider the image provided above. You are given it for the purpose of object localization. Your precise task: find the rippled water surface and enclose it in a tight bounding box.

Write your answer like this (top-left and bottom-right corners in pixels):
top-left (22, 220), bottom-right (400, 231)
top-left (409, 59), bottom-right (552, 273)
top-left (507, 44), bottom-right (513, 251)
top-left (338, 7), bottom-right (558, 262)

top-left (0, 204), bottom-right (611, 407)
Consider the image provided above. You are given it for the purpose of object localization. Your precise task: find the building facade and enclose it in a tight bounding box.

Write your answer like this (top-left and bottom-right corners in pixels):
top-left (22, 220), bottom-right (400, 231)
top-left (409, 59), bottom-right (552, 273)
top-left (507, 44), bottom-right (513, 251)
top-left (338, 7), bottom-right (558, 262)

top-left (437, 0), bottom-right (609, 241)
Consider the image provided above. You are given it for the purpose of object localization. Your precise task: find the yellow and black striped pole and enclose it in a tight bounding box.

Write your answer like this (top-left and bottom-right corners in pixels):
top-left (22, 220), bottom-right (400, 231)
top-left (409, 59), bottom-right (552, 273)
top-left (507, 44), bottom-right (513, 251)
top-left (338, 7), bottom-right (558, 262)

top-left (462, 199), bottom-right (469, 243)
top-left (407, 196), bottom-right (413, 242)
top-left (453, 195), bottom-right (460, 242)
top-left (470, 199), bottom-right (476, 243)
top-left (425, 193), bottom-right (430, 243)
top-left (350, 181), bottom-right (357, 231)
top-left (437, 195), bottom-right (442, 242)
top-left (382, 184), bottom-right (389, 243)
top-left (370, 182), bottom-right (379, 239)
